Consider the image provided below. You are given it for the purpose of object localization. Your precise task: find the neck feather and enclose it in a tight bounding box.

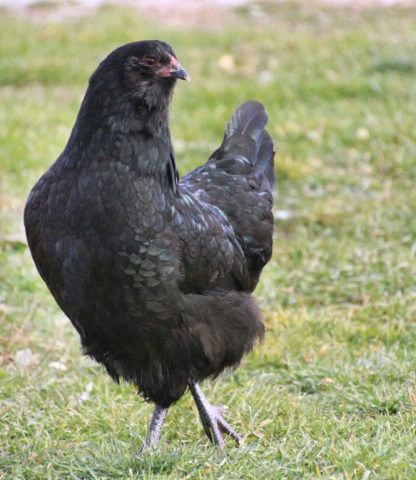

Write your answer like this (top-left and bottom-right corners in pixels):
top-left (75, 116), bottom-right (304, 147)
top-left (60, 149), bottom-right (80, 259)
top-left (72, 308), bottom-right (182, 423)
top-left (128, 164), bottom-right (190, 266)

top-left (64, 76), bottom-right (178, 191)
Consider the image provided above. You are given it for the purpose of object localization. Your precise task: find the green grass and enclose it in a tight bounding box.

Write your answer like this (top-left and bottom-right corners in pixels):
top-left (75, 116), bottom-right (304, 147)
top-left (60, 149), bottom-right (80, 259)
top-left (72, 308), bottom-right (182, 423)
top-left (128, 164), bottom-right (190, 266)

top-left (1, 1), bottom-right (416, 478)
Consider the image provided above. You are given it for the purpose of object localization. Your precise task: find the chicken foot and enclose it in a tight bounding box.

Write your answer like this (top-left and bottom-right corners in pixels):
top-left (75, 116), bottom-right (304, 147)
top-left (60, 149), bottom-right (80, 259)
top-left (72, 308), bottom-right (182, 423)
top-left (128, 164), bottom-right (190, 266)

top-left (189, 382), bottom-right (242, 448)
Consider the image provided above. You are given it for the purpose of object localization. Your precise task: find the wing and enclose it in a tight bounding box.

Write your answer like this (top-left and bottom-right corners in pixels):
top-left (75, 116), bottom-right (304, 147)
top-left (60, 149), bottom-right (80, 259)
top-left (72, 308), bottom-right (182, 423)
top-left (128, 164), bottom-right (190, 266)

top-left (172, 188), bottom-right (251, 293)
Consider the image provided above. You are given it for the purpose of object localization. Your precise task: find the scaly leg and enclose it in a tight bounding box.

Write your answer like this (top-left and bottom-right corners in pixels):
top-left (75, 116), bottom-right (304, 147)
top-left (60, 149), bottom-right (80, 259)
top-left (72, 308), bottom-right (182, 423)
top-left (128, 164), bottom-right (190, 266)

top-left (140, 404), bottom-right (168, 452)
top-left (189, 382), bottom-right (242, 448)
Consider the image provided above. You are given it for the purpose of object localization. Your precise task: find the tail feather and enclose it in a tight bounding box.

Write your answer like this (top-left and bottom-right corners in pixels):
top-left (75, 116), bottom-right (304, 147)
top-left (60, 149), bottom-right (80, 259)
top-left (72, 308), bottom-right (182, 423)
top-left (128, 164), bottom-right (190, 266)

top-left (219, 100), bottom-right (275, 191)
top-left (225, 100), bottom-right (268, 143)
top-left (256, 130), bottom-right (276, 190)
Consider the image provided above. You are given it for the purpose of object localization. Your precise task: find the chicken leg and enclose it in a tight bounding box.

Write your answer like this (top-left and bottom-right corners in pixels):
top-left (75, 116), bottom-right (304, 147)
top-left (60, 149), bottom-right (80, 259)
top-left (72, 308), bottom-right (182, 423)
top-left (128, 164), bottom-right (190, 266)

top-left (141, 404), bottom-right (168, 451)
top-left (189, 382), bottom-right (242, 448)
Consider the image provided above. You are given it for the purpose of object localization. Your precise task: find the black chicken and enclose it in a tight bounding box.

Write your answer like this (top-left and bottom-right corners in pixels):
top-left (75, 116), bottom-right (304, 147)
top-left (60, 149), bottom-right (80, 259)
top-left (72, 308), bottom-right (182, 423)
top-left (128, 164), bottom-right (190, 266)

top-left (24, 40), bottom-right (275, 449)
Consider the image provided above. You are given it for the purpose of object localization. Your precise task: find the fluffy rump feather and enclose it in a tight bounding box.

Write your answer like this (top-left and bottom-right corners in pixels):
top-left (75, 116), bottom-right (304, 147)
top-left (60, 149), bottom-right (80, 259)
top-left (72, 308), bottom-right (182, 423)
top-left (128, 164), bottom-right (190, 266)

top-left (82, 291), bottom-right (263, 407)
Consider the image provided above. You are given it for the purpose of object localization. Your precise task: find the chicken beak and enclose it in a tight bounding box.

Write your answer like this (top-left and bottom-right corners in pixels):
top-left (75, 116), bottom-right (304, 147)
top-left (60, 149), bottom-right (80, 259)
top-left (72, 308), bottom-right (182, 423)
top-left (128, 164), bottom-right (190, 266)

top-left (158, 64), bottom-right (190, 81)
top-left (171, 66), bottom-right (191, 82)
top-left (158, 55), bottom-right (191, 81)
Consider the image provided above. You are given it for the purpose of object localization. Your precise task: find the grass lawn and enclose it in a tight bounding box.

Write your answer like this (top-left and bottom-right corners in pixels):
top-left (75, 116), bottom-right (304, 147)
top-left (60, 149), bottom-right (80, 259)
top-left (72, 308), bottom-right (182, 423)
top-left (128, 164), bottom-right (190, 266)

top-left (1, 1), bottom-right (416, 478)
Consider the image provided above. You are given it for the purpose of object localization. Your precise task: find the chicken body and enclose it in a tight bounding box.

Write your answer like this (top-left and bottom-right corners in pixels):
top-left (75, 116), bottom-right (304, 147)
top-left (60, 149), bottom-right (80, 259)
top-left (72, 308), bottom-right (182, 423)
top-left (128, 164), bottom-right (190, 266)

top-left (24, 41), bottom-right (275, 448)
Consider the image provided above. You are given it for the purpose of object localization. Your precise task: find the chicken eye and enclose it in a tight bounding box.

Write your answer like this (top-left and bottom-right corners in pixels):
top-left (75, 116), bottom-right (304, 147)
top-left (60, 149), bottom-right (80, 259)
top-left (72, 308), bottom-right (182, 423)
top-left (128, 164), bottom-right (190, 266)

top-left (144, 57), bottom-right (157, 66)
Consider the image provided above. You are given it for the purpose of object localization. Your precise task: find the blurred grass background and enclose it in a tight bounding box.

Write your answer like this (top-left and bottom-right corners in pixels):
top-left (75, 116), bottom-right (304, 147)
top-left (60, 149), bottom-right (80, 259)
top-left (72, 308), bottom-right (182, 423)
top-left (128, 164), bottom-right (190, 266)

top-left (1, 1), bottom-right (416, 478)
